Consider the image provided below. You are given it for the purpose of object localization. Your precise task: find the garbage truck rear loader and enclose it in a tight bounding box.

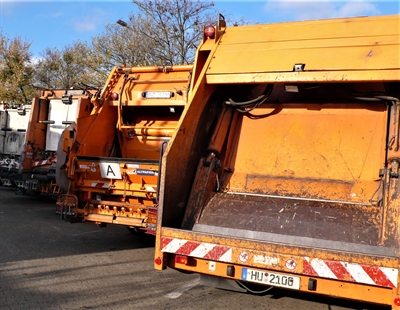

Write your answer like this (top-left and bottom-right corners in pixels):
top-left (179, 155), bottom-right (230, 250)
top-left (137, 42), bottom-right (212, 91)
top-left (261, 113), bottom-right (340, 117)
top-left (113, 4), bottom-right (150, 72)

top-left (57, 65), bottom-right (192, 234)
top-left (154, 14), bottom-right (400, 308)
top-left (19, 89), bottom-right (95, 196)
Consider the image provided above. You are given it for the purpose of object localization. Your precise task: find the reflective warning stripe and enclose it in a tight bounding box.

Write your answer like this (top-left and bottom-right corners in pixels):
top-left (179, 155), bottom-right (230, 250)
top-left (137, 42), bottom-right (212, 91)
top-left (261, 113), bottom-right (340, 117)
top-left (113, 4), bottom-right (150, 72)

top-left (161, 237), bottom-right (232, 262)
top-left (304, 257), bottom-right (398, 288)
top-left (91, 182), bottom-right (110, 188)
top-left (160, 237), bottom-right (398, 288)
top-left (33, 160), bottom-right (48, 166)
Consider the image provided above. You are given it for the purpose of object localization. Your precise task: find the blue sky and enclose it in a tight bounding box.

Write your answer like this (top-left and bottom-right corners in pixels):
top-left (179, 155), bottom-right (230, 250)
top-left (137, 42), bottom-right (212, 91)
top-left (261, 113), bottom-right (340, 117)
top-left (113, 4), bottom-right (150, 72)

top-left (0, 0), bottom-right (398, 57)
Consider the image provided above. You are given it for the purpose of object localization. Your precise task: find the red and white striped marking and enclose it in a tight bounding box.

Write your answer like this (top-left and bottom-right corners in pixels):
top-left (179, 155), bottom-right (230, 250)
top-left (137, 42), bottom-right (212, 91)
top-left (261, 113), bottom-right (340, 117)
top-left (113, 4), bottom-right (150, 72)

top-left (303, 257), bottom-right (398, 288)
top-left (34, 160), bottom-right (48, 167)
top-left (161, 237), bottom-right (232, 262)
top-left (91, 182), bottom-right (110, 188)
top-left (160, 237), bottom-right (398, 288)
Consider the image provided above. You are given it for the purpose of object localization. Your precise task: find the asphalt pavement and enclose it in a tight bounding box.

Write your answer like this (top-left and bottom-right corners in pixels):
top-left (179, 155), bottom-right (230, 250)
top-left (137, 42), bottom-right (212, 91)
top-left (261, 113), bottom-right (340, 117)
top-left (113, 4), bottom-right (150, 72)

top-left (0, 187), bottom-right (389, 310)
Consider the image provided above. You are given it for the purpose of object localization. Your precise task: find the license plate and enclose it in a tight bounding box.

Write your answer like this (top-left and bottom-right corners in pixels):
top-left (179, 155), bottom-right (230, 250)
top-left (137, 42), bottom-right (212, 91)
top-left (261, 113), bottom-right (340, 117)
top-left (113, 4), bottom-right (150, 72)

top-left (241, 268), bottom-right (300, 290)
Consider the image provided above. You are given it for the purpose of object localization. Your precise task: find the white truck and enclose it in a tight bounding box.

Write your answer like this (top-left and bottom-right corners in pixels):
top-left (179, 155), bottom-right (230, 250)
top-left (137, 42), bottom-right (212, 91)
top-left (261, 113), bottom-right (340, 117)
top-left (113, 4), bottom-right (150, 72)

top-left (0, 103), bottom-right (31, 187)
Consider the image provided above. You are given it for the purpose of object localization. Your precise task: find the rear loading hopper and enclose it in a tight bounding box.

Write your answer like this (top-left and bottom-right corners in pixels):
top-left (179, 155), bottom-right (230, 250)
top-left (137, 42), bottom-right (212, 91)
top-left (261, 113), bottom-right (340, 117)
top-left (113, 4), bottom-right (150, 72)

top-left (18, 89), bottom-right (96, 196)
top-left (0, 104), bottom-right (31, 186)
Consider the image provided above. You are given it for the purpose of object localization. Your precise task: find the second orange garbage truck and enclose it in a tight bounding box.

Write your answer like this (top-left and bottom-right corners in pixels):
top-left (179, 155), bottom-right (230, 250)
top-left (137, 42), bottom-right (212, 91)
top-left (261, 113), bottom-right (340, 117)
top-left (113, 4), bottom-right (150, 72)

top-left (56, 65), bottom-right (192, 235)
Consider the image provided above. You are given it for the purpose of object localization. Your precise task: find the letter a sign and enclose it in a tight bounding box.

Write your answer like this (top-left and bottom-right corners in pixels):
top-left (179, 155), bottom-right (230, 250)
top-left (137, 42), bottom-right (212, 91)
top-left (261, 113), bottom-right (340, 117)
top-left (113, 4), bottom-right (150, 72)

top-left (99, 162), bottom-right (122, 179)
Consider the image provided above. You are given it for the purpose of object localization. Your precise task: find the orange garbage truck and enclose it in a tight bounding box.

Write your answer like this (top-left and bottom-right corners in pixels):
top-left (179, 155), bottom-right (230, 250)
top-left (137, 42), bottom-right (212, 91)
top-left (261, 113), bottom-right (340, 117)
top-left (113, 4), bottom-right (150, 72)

top-left (18, 89), bottom-right (96, 196)
top-left (56, 65), bottom-right (192, 235)
top-left (0, 103), bottom-right (31, 187)
top-left (154, 14), bottom-right (400, 308)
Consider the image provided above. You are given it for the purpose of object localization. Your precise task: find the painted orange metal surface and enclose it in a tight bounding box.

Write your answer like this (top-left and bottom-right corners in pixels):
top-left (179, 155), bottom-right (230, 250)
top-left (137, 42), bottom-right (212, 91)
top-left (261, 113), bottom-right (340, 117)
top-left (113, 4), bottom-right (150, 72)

top-left (205, 15), bottom-right (400, 80)
top-left (229, 102), bottom-right (386, 202)
top-left (58, 65), bottom-right (192, 234)
top-left (155, 14), bottom-right (400, 308)
top-left (167, 255), bottom-right (394, 306)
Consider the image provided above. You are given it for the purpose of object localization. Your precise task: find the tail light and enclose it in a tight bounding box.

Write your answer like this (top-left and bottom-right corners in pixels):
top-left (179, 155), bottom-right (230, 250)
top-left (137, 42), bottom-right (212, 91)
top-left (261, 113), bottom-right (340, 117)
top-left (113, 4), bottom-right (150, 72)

top-left (155, 257), bottom-right (162, 265)
top-left (175, 255), bottom-right (189, 265)
top-left (394, 297), bottom-right (400, 306)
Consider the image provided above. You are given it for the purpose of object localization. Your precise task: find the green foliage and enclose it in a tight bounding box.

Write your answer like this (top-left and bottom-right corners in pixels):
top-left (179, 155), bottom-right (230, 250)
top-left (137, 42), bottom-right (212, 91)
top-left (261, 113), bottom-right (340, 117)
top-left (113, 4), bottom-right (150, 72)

top-left (33, 41), bottom-right (102, 89)
top-left (0, 34), bottom-right (38, 104)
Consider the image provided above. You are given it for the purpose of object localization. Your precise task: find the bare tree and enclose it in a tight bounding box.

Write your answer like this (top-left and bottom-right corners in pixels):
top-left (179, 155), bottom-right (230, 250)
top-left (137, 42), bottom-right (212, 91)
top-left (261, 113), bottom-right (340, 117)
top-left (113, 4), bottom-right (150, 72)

top-left (90, 14), bottom-right (157, 77)
top-left (131, 0), bottom-right (216, 65)
top-left (91, 0), bottom-right (217, 69)
top-left (0, 34), bottom-right (37, 104)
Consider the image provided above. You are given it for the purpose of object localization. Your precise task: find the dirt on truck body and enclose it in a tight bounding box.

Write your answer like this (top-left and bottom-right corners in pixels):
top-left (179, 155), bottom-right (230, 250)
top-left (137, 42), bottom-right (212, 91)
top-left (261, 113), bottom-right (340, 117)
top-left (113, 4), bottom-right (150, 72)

top-left (56, 65), bottom-right (192, 235)
top-left (154, 14), bottom-right (400, 308)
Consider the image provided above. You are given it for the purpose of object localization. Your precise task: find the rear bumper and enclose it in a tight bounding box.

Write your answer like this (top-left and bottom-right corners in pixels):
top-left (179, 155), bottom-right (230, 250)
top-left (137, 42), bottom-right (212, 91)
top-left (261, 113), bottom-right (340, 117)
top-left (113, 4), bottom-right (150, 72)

top-left (156, 227), bottom-right (400, 307)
